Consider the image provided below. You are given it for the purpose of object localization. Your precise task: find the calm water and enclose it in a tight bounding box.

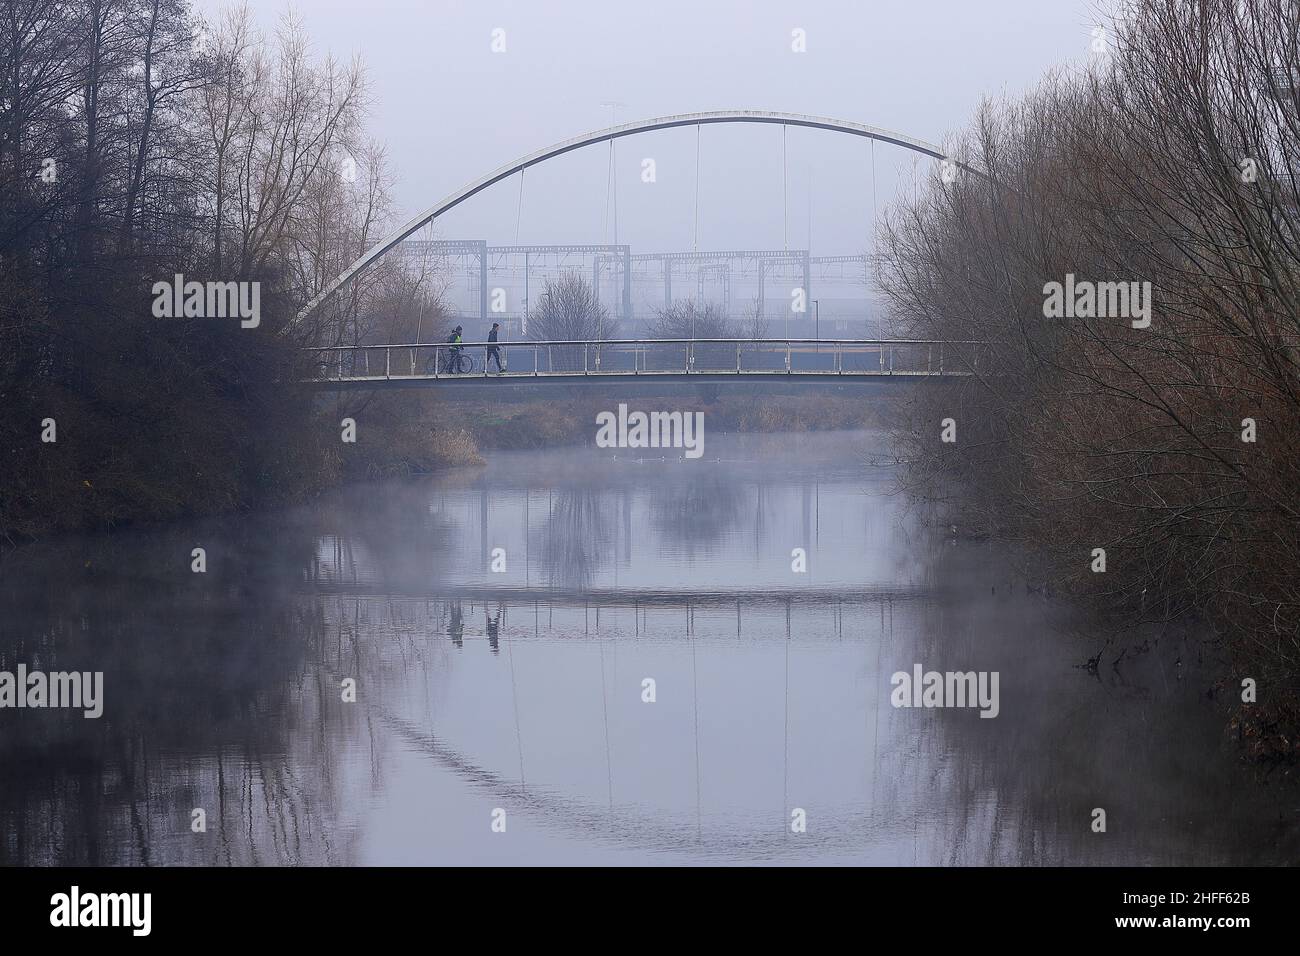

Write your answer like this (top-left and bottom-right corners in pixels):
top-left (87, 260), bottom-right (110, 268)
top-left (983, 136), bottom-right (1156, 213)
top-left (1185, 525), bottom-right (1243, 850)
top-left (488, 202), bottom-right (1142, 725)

top-left (1, 429), bottom-right (1295, 865)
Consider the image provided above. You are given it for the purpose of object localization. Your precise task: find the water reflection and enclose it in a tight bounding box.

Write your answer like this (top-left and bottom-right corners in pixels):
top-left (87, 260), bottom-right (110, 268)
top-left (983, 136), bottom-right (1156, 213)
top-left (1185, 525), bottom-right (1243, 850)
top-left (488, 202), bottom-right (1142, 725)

top-left (1, 431), bottom-right (1296, 865)
top-left (485, 606), bottom-right (502, 655)
top-left (0, 524), bottom-right (357, 865)
top-left (448, 603), bottom-right (465, 649)
top-left (538, 490), bottom-right (612, 591)
top-left (648, 472), bottom-right (746, 548)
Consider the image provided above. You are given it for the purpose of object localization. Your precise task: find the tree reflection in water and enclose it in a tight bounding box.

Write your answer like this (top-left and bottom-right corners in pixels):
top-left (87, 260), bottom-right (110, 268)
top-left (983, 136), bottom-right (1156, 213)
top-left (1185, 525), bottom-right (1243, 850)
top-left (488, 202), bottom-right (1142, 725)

top-left (0, 521), bottom-right (359, 865)
top-left (538, 489), bottom-right (612, 591)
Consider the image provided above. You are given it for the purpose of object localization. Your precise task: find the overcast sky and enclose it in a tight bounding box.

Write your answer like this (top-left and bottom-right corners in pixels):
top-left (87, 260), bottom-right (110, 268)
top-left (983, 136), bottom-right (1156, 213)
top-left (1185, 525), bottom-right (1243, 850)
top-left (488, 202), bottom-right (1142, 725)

top-left (197, 0), bottom-right (1110, 258)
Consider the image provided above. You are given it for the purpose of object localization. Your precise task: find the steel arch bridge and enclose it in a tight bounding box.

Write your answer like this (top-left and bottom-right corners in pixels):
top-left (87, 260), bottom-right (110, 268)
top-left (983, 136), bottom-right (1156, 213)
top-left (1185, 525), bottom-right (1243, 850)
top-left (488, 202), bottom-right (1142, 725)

top-left (290, 110), bottom-right (964, 331)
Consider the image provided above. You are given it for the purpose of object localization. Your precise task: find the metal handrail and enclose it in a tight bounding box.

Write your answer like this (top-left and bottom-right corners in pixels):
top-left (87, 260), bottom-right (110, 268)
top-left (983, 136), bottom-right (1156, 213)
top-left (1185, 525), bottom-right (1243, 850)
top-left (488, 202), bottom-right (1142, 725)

top-left (302, 337), bottom-right (984, 382)
top-left (304, 337), bottom-right (985, 351)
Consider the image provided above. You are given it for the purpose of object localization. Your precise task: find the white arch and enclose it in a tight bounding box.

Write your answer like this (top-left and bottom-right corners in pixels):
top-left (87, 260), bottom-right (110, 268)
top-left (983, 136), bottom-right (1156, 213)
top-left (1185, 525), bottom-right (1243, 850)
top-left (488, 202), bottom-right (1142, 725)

top-left (290, 110), bottom-right (956, 330)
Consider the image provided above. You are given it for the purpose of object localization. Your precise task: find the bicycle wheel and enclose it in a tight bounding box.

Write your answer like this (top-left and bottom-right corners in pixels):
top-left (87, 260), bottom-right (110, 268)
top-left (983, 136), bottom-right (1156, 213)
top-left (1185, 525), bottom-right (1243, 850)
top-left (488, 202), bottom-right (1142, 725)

top-left (456, 353), bottom-right (475, 374)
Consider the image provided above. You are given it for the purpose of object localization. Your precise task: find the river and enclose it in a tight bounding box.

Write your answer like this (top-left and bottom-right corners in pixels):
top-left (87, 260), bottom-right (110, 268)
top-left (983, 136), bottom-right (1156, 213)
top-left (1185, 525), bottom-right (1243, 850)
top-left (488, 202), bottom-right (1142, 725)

top-left (1, 428), bottom-right (1294, 865)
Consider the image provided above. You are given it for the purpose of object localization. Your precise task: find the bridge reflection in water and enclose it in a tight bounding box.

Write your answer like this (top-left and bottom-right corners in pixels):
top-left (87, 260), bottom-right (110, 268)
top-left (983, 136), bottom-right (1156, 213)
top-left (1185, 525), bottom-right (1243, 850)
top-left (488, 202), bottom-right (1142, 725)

top-left (3, 433), bottom-right (1292, 866)
top-left (305, 579), bottom-right (928, 860)
top-left (295, 444), bottom-right (967, 861)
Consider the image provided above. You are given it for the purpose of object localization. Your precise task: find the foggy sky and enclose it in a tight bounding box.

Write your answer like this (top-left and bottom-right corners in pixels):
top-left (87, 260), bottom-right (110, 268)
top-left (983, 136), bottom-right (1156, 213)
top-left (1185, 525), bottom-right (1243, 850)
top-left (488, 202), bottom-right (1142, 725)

top-left (195, 0), bottom-right (1106, 257)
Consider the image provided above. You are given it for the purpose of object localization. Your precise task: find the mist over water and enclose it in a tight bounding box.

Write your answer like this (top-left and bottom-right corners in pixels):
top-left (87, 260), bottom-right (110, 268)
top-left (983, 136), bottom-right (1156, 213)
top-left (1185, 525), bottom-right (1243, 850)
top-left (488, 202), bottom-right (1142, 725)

top-left (1, 429), bottom-right (1293, 865)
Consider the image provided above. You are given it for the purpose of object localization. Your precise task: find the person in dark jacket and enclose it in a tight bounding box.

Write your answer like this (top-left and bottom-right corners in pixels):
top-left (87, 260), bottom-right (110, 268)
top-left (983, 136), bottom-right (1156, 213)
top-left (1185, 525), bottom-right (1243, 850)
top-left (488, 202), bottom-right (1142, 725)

top-left (486, 322), bottom-right (503, 372)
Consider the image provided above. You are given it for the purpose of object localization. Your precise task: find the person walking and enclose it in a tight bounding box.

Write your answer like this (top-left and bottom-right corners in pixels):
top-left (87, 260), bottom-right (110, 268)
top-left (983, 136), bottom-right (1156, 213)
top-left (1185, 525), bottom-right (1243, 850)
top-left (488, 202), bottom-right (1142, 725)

top-left (486, 322), bottom-right (503, 373)
top-left (443, 325), bottom-right (464, 373)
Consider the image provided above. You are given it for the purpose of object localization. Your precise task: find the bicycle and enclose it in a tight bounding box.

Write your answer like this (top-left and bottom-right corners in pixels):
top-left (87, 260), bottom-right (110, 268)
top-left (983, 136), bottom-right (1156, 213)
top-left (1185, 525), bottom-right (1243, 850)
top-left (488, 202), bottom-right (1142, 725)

top-left (427, 349), bottom-right (475, 375)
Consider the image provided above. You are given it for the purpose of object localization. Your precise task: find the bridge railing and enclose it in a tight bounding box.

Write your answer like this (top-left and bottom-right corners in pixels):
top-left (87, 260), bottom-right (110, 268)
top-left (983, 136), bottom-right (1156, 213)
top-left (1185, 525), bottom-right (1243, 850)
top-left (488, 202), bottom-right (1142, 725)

top-left (302, 338), bottom-right (985, 381)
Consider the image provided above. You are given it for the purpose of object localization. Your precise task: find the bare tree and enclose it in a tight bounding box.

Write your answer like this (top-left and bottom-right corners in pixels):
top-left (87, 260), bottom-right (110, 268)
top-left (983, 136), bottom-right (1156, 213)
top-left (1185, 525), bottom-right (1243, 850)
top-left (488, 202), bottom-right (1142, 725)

top-left (524, 272), bottom-right (614, 371)
top-left (230, 10), bottom-right (364, 282)
top-left (0, 0), bottom-right (403, 539)
top-left (876, 0), bottom-right (1300, 741)
top-left (0, 0), bottom-right (82, 270)
top-left (647, 299), bottom-right (733, 339)
top-left (199, 2), bottom-right (257, 275)
top-left (647, 298), bottom-right (735, 370)
top-left (739, 297), bottom-right (769, 339)
top-left (528, 271), bottom-right (614, 340)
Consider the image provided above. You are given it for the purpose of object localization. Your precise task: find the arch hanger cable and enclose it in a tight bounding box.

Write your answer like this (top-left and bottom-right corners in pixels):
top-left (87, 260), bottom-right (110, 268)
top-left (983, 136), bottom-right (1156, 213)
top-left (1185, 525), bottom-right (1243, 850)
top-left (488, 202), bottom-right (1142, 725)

top-left (693, 122), bottom-right (701, 254)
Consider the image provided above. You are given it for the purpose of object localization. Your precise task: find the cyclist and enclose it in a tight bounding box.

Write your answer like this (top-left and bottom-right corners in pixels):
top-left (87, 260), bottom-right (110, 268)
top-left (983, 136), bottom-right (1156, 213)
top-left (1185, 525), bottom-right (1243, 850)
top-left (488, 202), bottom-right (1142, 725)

top-left (444, 326), bottom-right (464, 372)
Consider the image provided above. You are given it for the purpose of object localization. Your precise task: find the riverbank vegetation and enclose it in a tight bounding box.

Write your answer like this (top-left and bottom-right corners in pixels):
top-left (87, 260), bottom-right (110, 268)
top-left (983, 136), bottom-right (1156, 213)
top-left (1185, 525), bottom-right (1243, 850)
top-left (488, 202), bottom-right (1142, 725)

top-left (0, 1), bottom-right (436, 544)
top-left (470, 392), bottom-right (877, 451)
top-left (878, 0), bottom-right (1300, 761)
top-left (338, 390), bottom-right (877, 471)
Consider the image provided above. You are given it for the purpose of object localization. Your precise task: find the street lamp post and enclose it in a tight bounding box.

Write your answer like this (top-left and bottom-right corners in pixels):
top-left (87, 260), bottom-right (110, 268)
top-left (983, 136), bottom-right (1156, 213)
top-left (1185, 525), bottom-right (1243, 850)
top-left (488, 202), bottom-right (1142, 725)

top-left (530, 290), bottom-right (551, 338)
top-left (534, 290), bottom-right (554, 371)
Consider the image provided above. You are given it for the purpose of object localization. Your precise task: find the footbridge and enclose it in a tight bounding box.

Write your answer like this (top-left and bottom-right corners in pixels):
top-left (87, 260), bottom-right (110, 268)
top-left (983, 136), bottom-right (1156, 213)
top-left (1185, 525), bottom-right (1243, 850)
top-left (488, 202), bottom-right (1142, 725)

top-left (301, 338), bottom-right (981, 389)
